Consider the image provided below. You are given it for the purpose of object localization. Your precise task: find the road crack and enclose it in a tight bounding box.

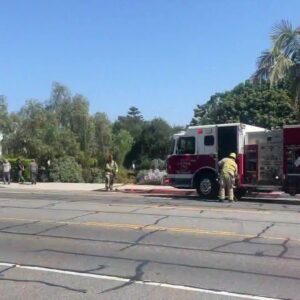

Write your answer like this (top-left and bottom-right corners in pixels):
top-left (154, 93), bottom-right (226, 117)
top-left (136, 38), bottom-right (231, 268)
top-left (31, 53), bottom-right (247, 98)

top-left (0, 278), bottom-right (87, 293)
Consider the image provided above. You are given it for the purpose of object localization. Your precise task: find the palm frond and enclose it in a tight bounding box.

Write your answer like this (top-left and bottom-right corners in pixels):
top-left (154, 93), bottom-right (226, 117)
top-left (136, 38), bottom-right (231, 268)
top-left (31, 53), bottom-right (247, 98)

top-left (252, 50), bottom-right (276, 83)
top-left (252, 68), bottom-right (269, 84)
top-left (271, 20), bottom-right (300, 59)
top-left (271, 20), bottom-right (292, 41)
top-left (256, 50), bottom-right (276, 68)
top-left (269, 54), bottom-right (294, 85)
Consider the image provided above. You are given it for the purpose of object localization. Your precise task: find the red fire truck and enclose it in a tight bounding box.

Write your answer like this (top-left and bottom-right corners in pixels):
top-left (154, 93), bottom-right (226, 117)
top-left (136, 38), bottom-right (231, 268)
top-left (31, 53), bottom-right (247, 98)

top-left (166, 123), bottom-right (300, 198)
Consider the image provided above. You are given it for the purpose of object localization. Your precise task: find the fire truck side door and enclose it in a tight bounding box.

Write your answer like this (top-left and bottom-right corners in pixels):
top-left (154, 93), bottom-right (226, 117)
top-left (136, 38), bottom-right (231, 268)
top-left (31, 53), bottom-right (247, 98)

top-left (197, 127), bottom-right (217, 156)
top-left (174, 136), bottom-right (196, 174)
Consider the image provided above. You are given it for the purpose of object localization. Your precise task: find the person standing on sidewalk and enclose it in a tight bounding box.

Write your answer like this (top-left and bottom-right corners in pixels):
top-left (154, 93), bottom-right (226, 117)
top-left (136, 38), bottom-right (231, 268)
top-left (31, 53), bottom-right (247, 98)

top-left (105, 154), bottom-right (118, 191)
top-left (29, 159), bottom-right (38, 185)
top-left (2, 159), bottom-right (11, 184)
top-left (17, 158), bottom-right (25, 183)
top-left (218, 153), bottom-right (238, 202)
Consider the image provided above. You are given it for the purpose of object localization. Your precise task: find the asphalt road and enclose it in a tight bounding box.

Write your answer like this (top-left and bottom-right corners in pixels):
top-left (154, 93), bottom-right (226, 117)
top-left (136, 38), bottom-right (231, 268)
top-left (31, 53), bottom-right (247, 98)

top-left (0, 190), bottom-right (299, 300)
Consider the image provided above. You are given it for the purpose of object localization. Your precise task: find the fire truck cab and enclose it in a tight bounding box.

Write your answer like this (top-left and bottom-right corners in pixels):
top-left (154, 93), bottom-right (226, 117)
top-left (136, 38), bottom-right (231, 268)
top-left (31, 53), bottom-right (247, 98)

top-left (166, 123), bottom-right (300, 198)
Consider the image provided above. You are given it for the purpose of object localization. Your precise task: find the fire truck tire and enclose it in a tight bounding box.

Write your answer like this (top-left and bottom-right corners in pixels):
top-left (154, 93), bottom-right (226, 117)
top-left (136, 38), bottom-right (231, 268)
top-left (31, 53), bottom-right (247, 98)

top-left (289, 190), bottom-right (296, 196)
top-left (234, 188), bottom-right (247, 200)
top-left (196, 174), bottom-right (218, 199)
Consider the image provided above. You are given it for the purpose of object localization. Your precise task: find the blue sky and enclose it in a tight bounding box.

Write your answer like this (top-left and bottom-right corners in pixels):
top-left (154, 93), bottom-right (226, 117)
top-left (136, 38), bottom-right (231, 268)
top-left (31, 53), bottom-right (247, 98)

top-left (0, 0), bottom-right (299, 126)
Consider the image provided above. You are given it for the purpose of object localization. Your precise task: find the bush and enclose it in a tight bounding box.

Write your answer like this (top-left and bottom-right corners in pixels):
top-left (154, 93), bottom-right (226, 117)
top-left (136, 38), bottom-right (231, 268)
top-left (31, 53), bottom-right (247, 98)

top-left (136, 169), bottom-right (167, 185)
top-left (150, 159), bottom-right (166, 170)
top-left (90, 168), bottom-right (105, 183)
top-left (112, 167), bottom-right (134, 184)
top-left (137, 158), bottom-right (151, 170)
top-left (49, 156), bottom-right (83, 182)
top-left (81, 168), bottom-right (91, 183)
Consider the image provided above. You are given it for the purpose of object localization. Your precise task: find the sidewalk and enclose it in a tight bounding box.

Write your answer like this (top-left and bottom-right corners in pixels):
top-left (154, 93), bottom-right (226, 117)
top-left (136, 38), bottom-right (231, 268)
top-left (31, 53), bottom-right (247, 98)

top-left (0, 182), bottom-right (195, 195)
top-left (0, 182), bottom-right (121, 192)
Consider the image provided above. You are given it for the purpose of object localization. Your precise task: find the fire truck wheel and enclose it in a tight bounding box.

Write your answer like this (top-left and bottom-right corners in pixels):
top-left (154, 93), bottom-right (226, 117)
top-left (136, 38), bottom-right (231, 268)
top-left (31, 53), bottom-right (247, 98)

top-left (289, 190), bottom-right (296, 196)
top-left (234, 188), bottom-right (247, 200)
top-left (196, 174), bottom-right (218, 199)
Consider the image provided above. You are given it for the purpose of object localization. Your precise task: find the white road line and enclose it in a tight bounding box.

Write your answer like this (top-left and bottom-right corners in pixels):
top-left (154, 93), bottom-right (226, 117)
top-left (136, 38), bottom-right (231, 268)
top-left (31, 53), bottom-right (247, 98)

top-left (0, 262), bottom-right (281, 300)
top-left (0, 262), bottom-right (15, 267)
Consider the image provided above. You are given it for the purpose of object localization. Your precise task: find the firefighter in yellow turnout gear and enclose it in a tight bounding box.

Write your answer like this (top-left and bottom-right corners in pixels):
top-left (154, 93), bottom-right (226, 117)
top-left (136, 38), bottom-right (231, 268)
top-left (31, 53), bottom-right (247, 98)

top-left (218, 153), bottom-right (238, 202)
top-left (105, 154), bottom-right (118, 191)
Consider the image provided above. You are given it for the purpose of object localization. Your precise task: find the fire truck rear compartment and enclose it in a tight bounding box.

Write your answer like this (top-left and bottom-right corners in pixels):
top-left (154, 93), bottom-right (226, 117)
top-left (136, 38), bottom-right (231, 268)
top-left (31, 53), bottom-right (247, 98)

top-left (245, 130), bottom-right (283, 186)
top-left (217, 126), bottom-right (238, 160)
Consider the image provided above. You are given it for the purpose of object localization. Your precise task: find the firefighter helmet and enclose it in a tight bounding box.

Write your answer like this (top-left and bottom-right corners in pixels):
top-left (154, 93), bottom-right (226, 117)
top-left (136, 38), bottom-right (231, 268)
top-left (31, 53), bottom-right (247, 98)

top-left (229, 152), bottom-right (237, 160)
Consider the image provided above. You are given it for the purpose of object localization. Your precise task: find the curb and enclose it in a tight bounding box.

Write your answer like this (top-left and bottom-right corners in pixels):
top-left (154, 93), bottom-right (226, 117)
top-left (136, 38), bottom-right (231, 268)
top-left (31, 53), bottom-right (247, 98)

top-left (117, 187), bottom-right (300, 204)
top-left (241, 196), bottom-right (300, 205)
top-left (116, 188), bottom-right (197, 196)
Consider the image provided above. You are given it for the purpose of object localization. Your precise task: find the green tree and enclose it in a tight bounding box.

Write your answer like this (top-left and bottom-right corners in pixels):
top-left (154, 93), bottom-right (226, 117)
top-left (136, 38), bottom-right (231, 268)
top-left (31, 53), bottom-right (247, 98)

top-left (70, 94), bottom-right (91, 152)
top-left (3, 100), bottom-right (50, 158)
top-left (112, 129), bottom-right (133, 166)
top-left (0, 96), bottom-right (10, 134)
top-left (191, 81), bottom-right (296, 129)
top-left (93, 112), bottom-right (112, 165)
top-left (140, 118), bottom-right (173, 158)
top-left (47, 82), bottom-right (72, 128)
top-left (51, 129), bottom-right (81, 159)
top-left (3, 99), bottom-right (81, 162)
top-left (113, 106), bottom-right (144, 140)
top-left (127, 106), bottom-right (143, 120)
top-left (125, 118), bottom-right (173, 168)
top-left (253, 20), bottom-right (300, 117)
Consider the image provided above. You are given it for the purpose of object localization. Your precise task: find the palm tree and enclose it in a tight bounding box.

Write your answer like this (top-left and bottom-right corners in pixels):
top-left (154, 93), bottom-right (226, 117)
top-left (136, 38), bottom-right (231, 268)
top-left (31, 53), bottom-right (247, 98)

top-left (253, 20), bottom-right (300, 117)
